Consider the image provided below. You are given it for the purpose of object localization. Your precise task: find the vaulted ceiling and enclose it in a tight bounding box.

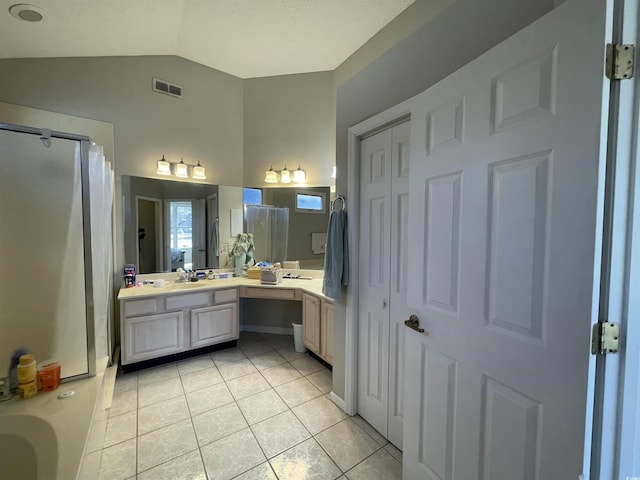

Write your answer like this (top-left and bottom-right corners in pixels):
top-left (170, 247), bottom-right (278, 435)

top-left (0, 0), bottom-right (415, 78)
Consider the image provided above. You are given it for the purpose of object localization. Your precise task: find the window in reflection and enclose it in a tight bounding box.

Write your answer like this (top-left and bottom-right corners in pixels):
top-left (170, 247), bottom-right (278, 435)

top-left (168, 201), bottom-right (193, 270)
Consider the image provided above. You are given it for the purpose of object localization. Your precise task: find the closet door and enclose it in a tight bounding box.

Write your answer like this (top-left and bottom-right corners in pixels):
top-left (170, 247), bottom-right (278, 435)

top-left (358, 121), bottom-right (410, 445)
top-left (358, 128), bottom-right (392, 437)
top-left (388, 121), bottom-right (411, 449)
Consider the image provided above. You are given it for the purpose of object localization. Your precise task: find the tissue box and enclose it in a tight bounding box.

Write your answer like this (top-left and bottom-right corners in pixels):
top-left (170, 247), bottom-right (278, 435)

top-left (247, 266), bottom-right (262, 279)
top-left (260, 268), bottom-right (283, 285)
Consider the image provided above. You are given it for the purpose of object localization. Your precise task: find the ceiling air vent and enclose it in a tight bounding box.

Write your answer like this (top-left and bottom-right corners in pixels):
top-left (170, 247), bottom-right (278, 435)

top-left (152, 78), bottom-right (183, 98)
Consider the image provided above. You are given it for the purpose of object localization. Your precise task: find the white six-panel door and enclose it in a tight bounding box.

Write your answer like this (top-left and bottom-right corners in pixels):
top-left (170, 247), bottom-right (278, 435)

top-left (403, 0), bottom-right (609, 478)
top-left (358, 121), bottom-right (410, 448)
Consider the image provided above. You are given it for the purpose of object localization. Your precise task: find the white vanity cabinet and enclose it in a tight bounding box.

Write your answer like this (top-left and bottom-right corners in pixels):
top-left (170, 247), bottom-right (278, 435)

top-left (302, 292), bottom-right (333, 365)
top-left (120, 287), bottom-right (239, 365)
top-left (190, 289), bottom-right (239, 348)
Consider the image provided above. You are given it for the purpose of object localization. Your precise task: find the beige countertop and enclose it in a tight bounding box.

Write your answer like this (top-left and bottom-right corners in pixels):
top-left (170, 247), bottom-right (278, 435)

top-left (117, 273), bottom-right (327, 301)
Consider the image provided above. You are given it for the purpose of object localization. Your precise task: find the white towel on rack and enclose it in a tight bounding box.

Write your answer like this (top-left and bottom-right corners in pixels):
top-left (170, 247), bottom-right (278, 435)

top-left (311, 232), bottom-right (327, 254)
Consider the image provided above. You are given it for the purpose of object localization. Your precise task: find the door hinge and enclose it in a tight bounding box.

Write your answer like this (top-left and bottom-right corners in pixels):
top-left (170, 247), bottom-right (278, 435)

top-left (591, 322), bottom-right (620, 355)
top-left (606, 44), bottom-right (635, 80)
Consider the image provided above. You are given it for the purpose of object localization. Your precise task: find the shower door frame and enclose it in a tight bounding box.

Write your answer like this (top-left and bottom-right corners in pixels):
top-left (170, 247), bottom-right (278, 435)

top-left (0, 122), bottom-right (97, 378)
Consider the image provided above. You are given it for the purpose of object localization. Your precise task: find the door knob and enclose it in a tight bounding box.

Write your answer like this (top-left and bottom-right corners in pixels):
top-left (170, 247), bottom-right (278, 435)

top-left (404, 314), bottom-right (427, 334)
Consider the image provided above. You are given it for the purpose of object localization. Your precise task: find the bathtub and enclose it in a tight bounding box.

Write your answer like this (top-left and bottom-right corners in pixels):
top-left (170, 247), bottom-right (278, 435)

top-left (0, 358), bottom-right (110, 480)
top-left (0, 414), bottom-right (57, 480)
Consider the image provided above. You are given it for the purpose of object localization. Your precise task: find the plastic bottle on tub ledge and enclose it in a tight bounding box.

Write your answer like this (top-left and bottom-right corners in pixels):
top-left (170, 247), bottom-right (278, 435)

top-left (17, 354), bottom-right (38, 399)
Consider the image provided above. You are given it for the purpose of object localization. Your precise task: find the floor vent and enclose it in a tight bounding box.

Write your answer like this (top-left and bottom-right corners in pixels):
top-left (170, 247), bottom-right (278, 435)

top-left (152, 77), bottom-right (183, 98)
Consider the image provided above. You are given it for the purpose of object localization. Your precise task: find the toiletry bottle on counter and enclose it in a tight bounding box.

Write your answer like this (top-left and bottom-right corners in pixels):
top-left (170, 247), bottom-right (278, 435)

top-left (17, 354), bottom-right (38, 399)
top-left (8, 348), bottom-right (28, 395)
top-left (208, 270), bottom-right (214, 280)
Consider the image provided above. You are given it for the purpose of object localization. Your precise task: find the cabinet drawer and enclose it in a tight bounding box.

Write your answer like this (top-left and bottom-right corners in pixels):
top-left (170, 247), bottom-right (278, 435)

top-left (244, 287), bottom-right (296, 300)
top-left (123, 298), bottom-right (158, 317)
top-left (214, 288), bottom-right (238, 304)
top-left (166, 292), bottom-right (210, 310)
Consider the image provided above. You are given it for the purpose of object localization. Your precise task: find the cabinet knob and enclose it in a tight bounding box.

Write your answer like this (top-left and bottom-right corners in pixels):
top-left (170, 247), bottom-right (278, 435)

top-left (382, 299), bottom-right (387, 308)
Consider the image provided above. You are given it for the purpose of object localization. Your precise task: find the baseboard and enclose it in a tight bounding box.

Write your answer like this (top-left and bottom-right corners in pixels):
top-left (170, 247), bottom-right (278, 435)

top-left (329, 391), bottom-right (348, 413)
top-left (241, 324), bottom-right (294, 336)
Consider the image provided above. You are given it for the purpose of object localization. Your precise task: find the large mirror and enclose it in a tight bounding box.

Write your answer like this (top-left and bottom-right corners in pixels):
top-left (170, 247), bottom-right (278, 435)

top-left (122, 175), bottom-right (330, 273)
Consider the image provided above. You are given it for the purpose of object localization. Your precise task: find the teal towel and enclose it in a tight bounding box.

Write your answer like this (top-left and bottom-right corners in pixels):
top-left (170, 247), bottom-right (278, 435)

top-left (322, 209), bottom-right (348, 299)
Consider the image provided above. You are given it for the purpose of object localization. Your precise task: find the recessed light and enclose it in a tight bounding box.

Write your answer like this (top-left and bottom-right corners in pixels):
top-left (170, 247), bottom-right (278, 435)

top-left (9, 3), bottom-right (45, 22)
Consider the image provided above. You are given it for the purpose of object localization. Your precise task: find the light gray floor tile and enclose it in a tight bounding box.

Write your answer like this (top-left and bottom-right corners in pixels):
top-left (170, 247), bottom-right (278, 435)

top-left (138, 395), bottom-right (190, 435)
top-left (261, 363), bottom-right (303, 387)
top-left (211, 347), bottom-right (247, 365)
top-left (275, 377), bottom-right (323, 408)
top-left (260, 333), bottom-right (295, 350)
top-left (239, 340), bottom-right (274, 357)
top-left (292, 395), bottom-right (347, 434)
top-left (192, 402), bottom-right (248, 446)
top-left (269, 438), bottom-right (342, 480)
top-left (315, 419), bottom-right (381, 472)
top-left (237, 389), bottom-right (289, 425)
top-left (276, 345), bottom-right (310, 362)
top-left (345, 448), bottom-right (402, 480)
top-left (383, 443), bottom-right (403, 463)
top-left (77, 450), bottom-right (101, 480)
top-left (251, 410), bottom-right (311, 458)
top-left (177, 354), bottom-right (215, 376)
top-left (200, 428), bottom-right (266, 480)
top-left (85, 418), bottom-right (107, 453)
top-left (217, 358), bottom-right (259, 381)
top-left (99, 438), bottom-right (136, 480)
top-left (113, 373), bottom-right (138, 394)
top-left (137, 449), bottom-right (206, 480)
top-left (109, 387), bottom-right (138, 417)
top-left (248, 350), bottom-right (287, 370)
top-left (180, 366), bottom-right (224, 392)
top-left (226, 371), bottom-right (271, 400)
top-left (290, 356), bottom-right (326, 376)
top-left (103, 410), bottom-right (137, 448)
top-left (306, 368), bottom-right (333, 394)
top-left (138, 376), bottom-right (184, 408)
top-left (234, 462), bottom-right (278, 480)
top-left (351, 415), bottom-right (387, 446)
top-left (185, 382), bottom-right (234, 416)
top-left (137, 363), bottom-right (179, 386)
top-left (137, 418), bottom-right (198, 472)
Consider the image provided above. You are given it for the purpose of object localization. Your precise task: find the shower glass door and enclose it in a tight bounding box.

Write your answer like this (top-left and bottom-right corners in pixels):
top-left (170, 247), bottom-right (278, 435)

top-left (0, 128), bottom-right (89, 378)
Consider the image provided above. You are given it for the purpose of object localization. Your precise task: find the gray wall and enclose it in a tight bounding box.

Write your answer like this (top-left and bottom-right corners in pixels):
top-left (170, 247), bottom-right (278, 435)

top-left (0, 56), bottom-right (244, 186)
top-left (329, 0), bottom-right (556, 398)
top-left (243, 72), bottom-right (335, 188)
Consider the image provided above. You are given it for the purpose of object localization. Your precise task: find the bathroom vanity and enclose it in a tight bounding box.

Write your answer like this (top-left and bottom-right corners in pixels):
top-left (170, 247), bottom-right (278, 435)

top-left (118, 274), bottom-right (333, 366)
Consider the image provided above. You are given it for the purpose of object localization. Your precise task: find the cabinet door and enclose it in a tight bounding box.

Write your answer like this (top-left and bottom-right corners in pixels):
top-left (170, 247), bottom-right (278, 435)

top-left (302, 293), bottom-right (321, 353)
top-left (321, 300), bottom-right (334, 365)
top-left (124, 312), bottom-right (185, 364)
top-left (191, 303), bottom-right (238, 348)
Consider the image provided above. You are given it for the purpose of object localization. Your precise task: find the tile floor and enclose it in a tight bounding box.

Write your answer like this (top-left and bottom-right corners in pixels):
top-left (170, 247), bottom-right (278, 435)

top-left (79, 332), bottom-right (402, 480)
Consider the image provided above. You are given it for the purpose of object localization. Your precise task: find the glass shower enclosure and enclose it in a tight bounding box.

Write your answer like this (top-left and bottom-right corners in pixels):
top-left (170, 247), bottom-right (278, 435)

top-left (244, 205), bottom-right (289, 264)
top-left (0, 123), bottom-right (113, 379)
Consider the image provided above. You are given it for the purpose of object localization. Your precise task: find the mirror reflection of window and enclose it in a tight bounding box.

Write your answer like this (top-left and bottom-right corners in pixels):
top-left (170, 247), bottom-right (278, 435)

top-left (295, 191), bottom-right (326, 213)
top-left (243, 187), bottom-right (262, 205)
top-left (168, 201), bottom-right (193, 270)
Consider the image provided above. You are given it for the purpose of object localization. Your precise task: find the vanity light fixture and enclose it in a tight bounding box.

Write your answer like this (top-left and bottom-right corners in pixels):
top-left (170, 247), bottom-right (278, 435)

top-left (331, 165), bottom-right (336, 179)
top-left (264, 164), bottom-right (306, 184)
top-left (292, 165), bottom-right (306, 183)
top-left (192, 161), bottom-right (206, 180)
top-left (156, 155), bottom-right (171, 175)
top-left (280, 165), bottom-right (291, 184)
top-left (265, 166), bottom-right (278, 183)
top-left (155, 155), bottom-right (206, 180)
top-left (175, 158), bottom-right (189, 178)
